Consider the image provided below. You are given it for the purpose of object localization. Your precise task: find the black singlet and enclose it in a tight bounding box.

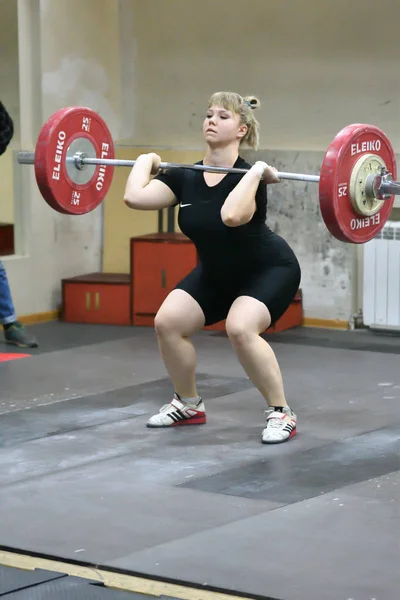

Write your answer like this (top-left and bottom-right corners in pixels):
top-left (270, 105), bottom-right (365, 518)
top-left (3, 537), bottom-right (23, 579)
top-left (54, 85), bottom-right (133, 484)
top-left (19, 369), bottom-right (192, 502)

top-left (155, 156), bottom-right (297, 279)
top-left (155, 156), bottom-right (301, 326)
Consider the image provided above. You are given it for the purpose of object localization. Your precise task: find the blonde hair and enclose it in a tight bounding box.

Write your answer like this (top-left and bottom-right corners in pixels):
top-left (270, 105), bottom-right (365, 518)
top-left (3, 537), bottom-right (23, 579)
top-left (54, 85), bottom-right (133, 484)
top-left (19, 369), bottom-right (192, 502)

top-left (207, 91), bottom-right (261, 150)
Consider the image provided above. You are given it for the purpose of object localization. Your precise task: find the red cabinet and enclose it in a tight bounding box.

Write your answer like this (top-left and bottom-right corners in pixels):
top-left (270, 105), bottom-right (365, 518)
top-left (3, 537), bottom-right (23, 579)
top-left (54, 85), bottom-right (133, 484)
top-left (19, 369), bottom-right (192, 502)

top-left (131, 233), bottom-right (197, 326)
top-left (62, 273), bottom-right (131, 325)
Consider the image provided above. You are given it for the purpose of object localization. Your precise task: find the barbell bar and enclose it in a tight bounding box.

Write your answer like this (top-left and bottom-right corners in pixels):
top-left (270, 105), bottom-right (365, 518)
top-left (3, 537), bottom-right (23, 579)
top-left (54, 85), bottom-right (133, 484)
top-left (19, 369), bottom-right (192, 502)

top-left (16, 106), bottom-right (399, 244)
top-left (18, 151), bottom-right (321, 182)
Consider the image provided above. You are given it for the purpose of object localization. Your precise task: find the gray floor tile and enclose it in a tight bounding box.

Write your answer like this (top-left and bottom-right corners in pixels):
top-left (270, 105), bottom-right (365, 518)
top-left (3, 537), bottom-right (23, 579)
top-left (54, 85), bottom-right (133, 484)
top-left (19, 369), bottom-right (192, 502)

top-left (0, 465), bottom-right (279, 564)
top-left (111, 485), bottom-right (400, 600)
top-left (0, 374), bottom-right (252, 447)
top-left (180, 423), bottom-right (400, 503)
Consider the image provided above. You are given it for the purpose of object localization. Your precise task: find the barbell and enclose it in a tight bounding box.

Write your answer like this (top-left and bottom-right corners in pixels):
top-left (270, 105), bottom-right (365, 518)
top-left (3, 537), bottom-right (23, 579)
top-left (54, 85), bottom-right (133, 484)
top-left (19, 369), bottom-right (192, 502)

top-left (17, 106), bottom-right (400, 244)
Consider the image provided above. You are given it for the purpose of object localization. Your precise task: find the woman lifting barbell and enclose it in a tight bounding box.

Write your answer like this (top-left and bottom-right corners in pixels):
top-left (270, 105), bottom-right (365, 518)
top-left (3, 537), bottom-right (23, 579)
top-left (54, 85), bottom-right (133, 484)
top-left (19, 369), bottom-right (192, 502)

top-left (123, 91), bottom-right (301, 444)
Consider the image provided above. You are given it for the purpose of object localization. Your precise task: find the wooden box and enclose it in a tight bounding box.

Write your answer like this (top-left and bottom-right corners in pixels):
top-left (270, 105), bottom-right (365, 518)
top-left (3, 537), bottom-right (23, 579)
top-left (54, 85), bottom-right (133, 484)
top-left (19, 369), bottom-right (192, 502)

top-left (130, 233), bottom-right (197, 326)
top-left (62, 272), bottom-right (131, 325)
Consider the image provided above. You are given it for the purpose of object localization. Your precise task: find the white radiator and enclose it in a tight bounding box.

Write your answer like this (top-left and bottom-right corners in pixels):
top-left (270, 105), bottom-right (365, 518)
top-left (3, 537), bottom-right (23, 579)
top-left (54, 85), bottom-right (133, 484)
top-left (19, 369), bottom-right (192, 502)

top-left (363, 221), bottom-right (400, 328)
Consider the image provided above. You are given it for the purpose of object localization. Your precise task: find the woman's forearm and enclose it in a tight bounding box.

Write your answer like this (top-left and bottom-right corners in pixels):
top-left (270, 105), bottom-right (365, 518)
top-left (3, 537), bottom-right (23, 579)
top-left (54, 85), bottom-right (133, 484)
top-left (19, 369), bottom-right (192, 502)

top-left (123, 154), bottom-right (154, 203)
top-left (220, 165), bottom-right (263, 227)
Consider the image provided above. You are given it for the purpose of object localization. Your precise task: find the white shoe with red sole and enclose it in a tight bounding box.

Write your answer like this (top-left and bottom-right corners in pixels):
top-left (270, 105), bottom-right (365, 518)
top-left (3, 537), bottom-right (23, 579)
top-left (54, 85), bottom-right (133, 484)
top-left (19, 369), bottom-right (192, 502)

top-left (262, 406), bottom-right (297, 444)
top-left (146, 394), bottom-right (206, 428)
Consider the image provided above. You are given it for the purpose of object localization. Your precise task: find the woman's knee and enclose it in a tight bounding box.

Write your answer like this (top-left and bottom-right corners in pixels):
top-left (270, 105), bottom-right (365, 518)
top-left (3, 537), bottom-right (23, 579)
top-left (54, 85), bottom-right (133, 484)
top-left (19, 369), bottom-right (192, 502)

top-left (225, 297), bottom-right (271, 344)
top-left (154, 290), bottom-right (205, 338)
top-left (154, 308), bottom-right (178, 337)
top-left (225, 317), bottom-right (252, 345)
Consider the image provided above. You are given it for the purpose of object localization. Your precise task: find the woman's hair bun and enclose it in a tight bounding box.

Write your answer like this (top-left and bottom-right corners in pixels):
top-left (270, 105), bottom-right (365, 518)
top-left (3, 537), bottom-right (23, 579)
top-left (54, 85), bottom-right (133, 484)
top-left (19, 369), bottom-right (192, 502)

top-left (244, 96), bottom-right (261, 110)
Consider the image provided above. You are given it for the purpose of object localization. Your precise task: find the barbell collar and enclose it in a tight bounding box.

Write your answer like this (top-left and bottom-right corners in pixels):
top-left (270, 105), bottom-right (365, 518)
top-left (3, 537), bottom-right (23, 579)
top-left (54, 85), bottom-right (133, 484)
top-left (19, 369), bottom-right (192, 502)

top-left (364, 172), bottom-right (400, 200)
top-left (377, 175), bottom-right (400, 198)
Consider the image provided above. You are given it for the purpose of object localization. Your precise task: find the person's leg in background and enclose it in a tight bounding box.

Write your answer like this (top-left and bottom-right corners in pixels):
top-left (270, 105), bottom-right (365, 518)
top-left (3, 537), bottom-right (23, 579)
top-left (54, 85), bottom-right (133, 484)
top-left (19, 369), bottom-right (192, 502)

top-left (0, 260), bottom-right (38, 348)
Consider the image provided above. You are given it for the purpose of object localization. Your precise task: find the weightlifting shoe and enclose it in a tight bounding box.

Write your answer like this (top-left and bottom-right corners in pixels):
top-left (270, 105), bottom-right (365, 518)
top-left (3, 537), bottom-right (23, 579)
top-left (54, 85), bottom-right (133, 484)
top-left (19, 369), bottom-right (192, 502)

top-left (147, 393), bottom-right (206, 428)
top-left (262, 406), bottom-right (297, 444)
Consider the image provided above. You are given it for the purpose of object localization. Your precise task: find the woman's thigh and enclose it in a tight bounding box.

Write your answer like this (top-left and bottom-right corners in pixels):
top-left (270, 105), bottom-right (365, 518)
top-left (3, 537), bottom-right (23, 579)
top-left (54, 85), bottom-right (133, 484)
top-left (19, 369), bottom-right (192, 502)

top-left (238, 262), bottom-right (301, 327)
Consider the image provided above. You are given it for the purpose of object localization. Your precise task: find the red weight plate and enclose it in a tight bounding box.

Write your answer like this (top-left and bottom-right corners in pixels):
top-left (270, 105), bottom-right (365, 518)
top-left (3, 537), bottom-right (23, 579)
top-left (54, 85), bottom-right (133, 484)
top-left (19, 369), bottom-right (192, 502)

top-left (34, 106), bottom-right (115, 215)
top-left (319, 124), bottom-right (396, 243)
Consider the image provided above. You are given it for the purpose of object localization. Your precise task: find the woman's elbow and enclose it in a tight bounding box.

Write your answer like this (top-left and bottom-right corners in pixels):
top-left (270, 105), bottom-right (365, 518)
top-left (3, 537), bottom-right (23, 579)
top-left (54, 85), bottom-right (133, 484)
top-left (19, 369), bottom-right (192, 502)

top-left (221, 210), bottom-right (252, 227)
top-left (123, 193), bottom-right (141, 209)
top-left (221, 214), bottom-right (241, 227)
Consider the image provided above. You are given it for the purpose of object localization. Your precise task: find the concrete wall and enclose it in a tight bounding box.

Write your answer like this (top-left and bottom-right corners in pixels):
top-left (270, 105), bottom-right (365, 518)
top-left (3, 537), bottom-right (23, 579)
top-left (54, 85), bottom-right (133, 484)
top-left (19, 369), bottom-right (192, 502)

top-left (2, 0), bottom-right (399, 323)
top-left (124, 0), bottom-right (400, 152)
top-left (243, 149), bottom-right (355, 322)
top-left (1, 0), bottom-right (121, 318)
